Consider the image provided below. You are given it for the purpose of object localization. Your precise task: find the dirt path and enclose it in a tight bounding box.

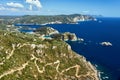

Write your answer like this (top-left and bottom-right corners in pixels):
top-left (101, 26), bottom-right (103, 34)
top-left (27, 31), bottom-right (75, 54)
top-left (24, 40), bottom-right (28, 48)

top-left (0, 61), bottom-right (28, 79)
top-left (6, 44), bottom-right (16, 59)
top-left (30, 54), bottom-right (97, 79)
top-left (0, 62), bottom-right (3, 65)
top-left (31, 54), bottom-right (61, 74)
top-left (0, 43), bottom-right (98, 80)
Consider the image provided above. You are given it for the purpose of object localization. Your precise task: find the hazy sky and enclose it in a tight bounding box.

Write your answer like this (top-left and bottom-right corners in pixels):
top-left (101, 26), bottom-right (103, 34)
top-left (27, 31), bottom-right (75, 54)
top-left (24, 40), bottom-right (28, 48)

top-left (0, 0), bottom-right (120, 17)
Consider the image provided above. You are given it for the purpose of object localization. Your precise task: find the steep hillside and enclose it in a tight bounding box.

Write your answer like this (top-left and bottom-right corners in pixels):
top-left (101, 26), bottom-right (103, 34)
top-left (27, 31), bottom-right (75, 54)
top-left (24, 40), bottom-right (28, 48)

top-left (0, 30), bottom-right (99, 80)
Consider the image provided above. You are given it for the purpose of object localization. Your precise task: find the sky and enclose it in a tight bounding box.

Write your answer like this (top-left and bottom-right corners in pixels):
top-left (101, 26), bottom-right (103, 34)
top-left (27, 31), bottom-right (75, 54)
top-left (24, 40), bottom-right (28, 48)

top-left (0, 0), bottom-right (120, 17)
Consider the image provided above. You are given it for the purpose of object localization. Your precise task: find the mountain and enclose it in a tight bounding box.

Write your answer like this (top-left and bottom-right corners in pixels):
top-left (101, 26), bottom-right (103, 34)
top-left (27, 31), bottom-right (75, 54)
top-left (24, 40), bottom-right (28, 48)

top-left (0, 30), bottom-right (99, 80)
top-left (0, 14), bottom-right (95, 25)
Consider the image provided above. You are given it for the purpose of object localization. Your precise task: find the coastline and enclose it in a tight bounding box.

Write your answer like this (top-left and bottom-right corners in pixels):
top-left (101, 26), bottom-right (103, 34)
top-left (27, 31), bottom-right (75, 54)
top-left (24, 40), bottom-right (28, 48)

top-left (83, 57), bottom-right (101, 80)
top-left (88, 62), bottom-right (101, 80)
top-left (14, 24), bottom-right (101, 80)
top-left (0, 30), bottom-right (100, 80)
top-left (13, 17), bottom-right (120, 80)
top-left (71, 48), bottom-right (100, 80)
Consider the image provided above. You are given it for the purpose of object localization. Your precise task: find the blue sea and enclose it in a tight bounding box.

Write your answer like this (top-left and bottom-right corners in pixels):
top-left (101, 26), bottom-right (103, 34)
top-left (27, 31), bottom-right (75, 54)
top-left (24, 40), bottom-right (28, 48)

top-left (15, 17), bottom-right (120, 80)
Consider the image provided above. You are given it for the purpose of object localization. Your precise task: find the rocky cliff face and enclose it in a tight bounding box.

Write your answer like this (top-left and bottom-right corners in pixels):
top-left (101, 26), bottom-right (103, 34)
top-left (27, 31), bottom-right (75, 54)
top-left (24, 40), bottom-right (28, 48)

top-left (0, 30), bottom-right (99, 80)
top-left (62, 32), bottom-right (78, 41)
top-left (34, 27), bottom-right (59, 36)
top-left (34, 27), bottom-right (78, 41)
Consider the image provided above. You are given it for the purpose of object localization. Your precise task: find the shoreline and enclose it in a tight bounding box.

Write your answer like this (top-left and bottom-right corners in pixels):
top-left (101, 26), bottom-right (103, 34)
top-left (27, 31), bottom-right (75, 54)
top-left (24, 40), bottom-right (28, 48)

top-left (14, 24), bottom-right (101, 80)
top-left (85, 59), bottom-right (101, 80)
top-left (72, 50), bottom-right (101, 80)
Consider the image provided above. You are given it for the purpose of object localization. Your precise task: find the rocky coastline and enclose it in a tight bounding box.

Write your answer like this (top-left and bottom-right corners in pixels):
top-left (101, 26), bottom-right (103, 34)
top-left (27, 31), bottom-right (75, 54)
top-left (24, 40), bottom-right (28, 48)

top-left (34, 27), bottom-right (84, 42)
top-left (33, 26), bottom-right (100, 80)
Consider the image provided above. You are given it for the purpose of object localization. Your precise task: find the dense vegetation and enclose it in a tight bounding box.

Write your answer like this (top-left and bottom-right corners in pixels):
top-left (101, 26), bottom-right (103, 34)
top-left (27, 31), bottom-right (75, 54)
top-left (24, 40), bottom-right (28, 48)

top-left (0, 30), bottom-right (98, 80)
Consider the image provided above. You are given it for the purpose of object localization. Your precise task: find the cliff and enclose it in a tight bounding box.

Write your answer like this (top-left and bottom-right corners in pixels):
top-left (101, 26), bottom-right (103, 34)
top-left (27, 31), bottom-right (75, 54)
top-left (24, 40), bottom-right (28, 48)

top-left (34, 27), bottom-right (78, 41)
top-left (0, 30), bottom-right (99, 80)
top-left (34, 27), bottom-right (59, 36)
top-left (62, 32), bottom-right (78, 41)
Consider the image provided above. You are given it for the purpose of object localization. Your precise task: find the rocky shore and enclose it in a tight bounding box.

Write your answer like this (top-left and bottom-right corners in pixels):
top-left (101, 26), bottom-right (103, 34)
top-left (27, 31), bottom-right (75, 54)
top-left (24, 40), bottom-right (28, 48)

top-left (34, 27), bottom-right (84, 42)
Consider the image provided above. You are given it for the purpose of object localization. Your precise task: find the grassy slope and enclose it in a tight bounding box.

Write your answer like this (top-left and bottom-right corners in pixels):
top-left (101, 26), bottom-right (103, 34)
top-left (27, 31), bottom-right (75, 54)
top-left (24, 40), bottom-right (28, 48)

top-left (0, 30), bottom-right (98, 80)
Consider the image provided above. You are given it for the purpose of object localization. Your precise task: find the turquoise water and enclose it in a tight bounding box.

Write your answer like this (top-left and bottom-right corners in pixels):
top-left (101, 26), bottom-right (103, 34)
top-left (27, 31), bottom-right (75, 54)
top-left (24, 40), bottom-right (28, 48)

top-left (15, 17), bottom-right (120, 80)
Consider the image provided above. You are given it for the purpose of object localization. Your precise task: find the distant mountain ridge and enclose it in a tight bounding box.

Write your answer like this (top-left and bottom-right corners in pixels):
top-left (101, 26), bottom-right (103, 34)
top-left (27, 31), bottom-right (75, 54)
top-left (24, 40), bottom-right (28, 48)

top-left (0, 14), bottom-right (95, 25)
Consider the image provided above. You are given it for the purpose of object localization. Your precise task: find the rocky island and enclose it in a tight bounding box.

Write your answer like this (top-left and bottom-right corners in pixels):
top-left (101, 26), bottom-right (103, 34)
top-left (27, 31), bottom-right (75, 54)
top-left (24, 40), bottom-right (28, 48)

top-left (100, 42), bottom-right (112, 46)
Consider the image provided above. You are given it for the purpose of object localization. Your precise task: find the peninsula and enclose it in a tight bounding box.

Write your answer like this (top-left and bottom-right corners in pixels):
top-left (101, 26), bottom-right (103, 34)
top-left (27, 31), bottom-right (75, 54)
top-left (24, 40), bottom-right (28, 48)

top-left (0, 14), bottom-right (99, 80)
top-left (0, 29), bottom-right (99, 80)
